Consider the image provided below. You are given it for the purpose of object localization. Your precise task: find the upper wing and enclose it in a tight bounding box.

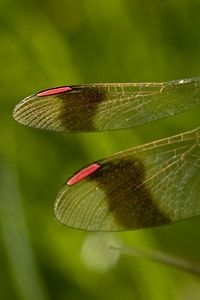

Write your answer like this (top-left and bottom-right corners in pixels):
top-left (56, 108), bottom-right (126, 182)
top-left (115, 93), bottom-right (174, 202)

top-left (13, 77), bottom-right (200, 132)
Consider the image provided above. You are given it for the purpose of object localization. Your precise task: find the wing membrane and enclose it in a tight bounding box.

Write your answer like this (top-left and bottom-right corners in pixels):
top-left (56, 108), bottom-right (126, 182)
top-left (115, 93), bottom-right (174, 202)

top-left (13, 77), bottom-right (200, 231)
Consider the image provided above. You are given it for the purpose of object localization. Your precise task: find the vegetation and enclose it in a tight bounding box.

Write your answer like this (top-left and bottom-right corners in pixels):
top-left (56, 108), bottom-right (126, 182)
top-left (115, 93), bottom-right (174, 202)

top-left (1, 1), bottom-right (200, 299)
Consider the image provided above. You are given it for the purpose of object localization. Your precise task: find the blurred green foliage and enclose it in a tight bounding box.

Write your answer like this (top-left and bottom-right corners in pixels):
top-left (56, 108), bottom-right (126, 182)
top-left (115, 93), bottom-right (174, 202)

top-left (1, 0), bottom-right (200, 299)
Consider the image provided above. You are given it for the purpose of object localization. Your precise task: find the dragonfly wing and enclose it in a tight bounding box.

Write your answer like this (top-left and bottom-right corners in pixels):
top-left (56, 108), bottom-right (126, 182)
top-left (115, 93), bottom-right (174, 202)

top-left (55, 128), bottom-right (200, 231)
top-left (13, 78), bottom-right (200, 132)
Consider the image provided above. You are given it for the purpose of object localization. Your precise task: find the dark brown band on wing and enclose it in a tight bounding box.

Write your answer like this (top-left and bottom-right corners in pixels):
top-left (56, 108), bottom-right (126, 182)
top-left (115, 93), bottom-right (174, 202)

top-left (91, 158), bottom-right (171, 230)
top-left (58, 86), bottom-right (106, 131)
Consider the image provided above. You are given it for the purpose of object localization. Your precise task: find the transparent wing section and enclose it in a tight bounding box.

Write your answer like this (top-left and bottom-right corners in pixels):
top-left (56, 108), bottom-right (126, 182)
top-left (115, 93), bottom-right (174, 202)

top-left (55, 127), bottom-right (200, 231)
top-left (13, 77), bottom-right (200, 132)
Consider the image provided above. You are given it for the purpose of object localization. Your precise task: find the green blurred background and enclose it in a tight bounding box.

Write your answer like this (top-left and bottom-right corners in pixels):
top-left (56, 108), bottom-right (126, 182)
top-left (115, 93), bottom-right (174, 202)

top-left (1, 0), bottom-right (200, 299)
